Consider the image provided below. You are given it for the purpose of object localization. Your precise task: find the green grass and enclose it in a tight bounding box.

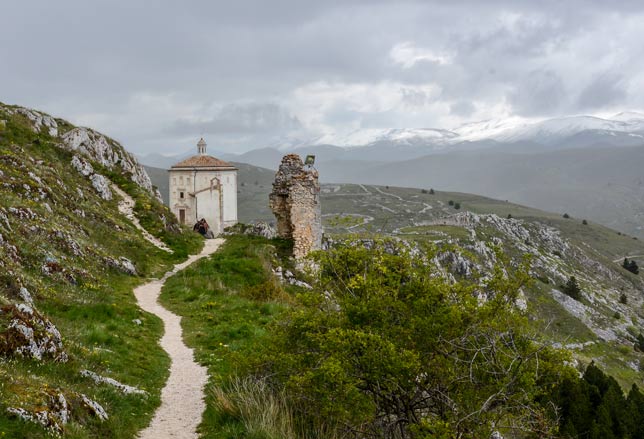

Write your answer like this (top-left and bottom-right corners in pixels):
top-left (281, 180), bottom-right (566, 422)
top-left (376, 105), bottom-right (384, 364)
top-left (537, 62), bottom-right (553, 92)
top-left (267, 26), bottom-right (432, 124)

top-left (159, 235), bottom-right (295, 438)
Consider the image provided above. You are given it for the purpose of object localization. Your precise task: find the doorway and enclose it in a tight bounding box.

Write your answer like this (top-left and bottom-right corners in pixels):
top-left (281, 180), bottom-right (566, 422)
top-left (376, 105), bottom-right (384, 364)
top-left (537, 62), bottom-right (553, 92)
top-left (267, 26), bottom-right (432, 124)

top-left (179, 209), bottom-right (185, 224)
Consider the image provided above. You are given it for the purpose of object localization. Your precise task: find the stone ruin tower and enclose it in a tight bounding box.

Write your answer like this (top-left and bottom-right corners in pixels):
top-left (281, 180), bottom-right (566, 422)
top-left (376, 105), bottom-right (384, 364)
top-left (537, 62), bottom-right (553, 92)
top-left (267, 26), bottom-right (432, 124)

top-left (269, 154), bottom-right (322, 259)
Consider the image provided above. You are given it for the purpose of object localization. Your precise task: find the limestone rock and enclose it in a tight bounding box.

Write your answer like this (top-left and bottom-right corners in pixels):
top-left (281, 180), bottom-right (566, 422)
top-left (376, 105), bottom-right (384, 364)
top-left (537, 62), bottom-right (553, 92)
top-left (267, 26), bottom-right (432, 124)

top-left (103, 256), bottom-right (138, 276)
top-left (62, 127), bottom-right (159, 200)
top-left (18, 287), bottom-right (33, 306)
top-left (80, 369), bottom-right (147, 395)
top-left (71, 155), bottom-right (94, 176)
top-left (5, 107), bottom-right (58, 136)
top-left (0, 303), bottom-right (68, 362)
top-left (90, 174), bottom-right (112, 200)
top-left (6, 390), bottom-right (108, 434)
top-left (245, 222), bottom-right (276, 239)
top-left (269, 154), bottom-right (322, 258)
top-left (80, 394), bottom-right (108, 421)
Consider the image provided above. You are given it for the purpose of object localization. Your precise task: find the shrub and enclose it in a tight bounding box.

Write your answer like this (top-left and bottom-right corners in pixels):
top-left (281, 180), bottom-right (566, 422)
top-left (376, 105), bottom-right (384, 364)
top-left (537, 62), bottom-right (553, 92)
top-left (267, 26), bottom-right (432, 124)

top-left (563, 213), bottom-right (570, 219)
top-left (454, 202), bottom-right (461, 209)
top-left (582, 219), bottom-right (588, 225)
top-left (620, 293), bottom-right (628, 304)
top-left (507, 214), bottom-right (513, 219)
top-left (448, 200), bottom-right (454, 206)
top-left (429, 188), bottom-right (435, 194)
top-left (561, 276), bottom-right (582, 301)
top-left (257, 241), bottom-right (565, 438)
top-left (242, 280), bottom-right (287, 302)
top-left (623, 258), bottom-right (639, 275)
top-left (421, 189), bottom-right (428, 194)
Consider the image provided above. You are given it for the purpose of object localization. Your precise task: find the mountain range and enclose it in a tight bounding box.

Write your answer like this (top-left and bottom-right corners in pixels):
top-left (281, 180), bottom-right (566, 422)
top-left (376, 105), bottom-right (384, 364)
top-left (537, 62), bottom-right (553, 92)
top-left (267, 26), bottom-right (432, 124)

top-left (139, 112), bottom-right (644, 239)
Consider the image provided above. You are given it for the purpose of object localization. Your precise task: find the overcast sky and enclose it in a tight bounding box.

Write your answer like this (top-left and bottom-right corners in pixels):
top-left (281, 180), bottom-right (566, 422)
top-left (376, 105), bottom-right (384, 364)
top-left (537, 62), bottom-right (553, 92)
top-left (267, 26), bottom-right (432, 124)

top-left (2, 0), bottom-right (644, 155)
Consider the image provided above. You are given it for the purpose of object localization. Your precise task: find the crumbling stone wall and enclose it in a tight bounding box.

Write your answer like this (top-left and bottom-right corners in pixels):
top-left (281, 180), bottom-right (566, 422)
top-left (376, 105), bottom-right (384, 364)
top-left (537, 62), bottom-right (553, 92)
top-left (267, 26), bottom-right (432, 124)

top-left (269, 154), bottom-right (322, 258)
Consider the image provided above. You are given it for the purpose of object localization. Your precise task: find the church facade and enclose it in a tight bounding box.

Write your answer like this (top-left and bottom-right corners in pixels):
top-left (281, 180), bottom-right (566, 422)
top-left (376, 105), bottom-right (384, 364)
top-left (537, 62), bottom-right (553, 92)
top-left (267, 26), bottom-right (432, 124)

top-left (168, 138), bottom-right (237, 234)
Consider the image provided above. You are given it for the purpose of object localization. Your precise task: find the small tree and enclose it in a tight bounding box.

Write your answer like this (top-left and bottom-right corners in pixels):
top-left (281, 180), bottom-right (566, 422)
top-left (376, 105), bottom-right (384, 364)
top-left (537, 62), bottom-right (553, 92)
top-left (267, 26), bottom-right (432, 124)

top-left (623, 258), bottom-right (640, 275)
top-left (562, 276), bottom-right (582, 301)
top-left (448, 200), bottom-right (454, 206)
top-left (421, 189), bottom-right (428, 194)
top-left (582, 219), bottom-right (588, 225)
top-left (563, 213), bottom-right (570, 219)
top-left (429, 188), bottom-right (435, 195)
top-left (507, 214), bottom-right (513, 219)
top-left (636, 334), bottom-right (644, 352)
top-left (454, 202), bottom-right (461, 209)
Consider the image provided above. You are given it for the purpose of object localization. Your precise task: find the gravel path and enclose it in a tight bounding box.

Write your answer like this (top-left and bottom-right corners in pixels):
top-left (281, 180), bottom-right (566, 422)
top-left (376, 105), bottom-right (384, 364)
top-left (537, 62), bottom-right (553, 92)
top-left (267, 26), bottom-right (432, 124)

top-left (136, 238), bottom-right (225, 439)
top-left (112, 184), bottom-right (173, 253)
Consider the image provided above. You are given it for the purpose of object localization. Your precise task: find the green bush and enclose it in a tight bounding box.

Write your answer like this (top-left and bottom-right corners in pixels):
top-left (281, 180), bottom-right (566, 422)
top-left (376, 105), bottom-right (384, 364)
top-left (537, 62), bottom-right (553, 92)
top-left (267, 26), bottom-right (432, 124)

top-left (254, 240), bottom-right (567, 438)
top-left (562, 276), bottom-right (582, 301)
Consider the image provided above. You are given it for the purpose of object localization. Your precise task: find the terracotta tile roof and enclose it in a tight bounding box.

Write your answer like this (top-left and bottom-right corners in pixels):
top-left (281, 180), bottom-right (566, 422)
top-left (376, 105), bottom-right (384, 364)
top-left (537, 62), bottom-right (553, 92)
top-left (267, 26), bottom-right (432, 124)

top-left (171, 154), bottom-right (237, 169)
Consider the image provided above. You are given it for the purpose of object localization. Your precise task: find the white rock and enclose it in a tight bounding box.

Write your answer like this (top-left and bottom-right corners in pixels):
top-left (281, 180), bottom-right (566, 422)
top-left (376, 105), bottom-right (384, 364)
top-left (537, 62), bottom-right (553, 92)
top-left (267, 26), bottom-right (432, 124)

top-left (80, 370), bottom-right (147, 395)
top-left (71, 155), bottom-right (94, 176)
top-left (81, 394), bottom-right (109, 421)
top-left (62, 127), bottom-right (156, 197)
top-left (18, 287), bottom-right (33, 305)
top-left (90, 174), bottom-right (112, 200)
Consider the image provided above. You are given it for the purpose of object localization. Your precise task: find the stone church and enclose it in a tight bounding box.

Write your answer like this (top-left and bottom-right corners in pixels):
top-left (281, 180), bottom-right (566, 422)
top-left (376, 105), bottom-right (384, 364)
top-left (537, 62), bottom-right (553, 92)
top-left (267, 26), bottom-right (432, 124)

top-left (169, 138), bottom-right (237, 234)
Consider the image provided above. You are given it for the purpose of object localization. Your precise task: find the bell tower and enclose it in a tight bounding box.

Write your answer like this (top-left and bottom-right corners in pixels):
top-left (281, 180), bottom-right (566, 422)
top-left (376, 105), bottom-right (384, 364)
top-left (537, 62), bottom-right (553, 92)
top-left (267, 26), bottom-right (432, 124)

top-left (197, 137), bottom-right (207, 155)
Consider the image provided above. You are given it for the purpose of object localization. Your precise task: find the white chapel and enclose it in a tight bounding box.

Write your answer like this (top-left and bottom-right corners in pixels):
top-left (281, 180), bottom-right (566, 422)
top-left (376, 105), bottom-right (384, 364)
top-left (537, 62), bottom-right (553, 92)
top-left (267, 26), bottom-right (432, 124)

top-left (168, 138), bottom-right (238, 234)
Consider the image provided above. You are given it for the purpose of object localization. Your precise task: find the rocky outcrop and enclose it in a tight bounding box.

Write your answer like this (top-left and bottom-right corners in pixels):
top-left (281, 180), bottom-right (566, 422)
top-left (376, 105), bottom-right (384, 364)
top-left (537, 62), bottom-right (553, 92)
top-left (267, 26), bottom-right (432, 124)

top-left (244, 222), bottom-right (277, 239)
top-left (71, 155), bottom-right (113, 200)
top-left (80, 369), bottom-right (147, 395)
top-left (4, 107), bottom-right (58, 136)
top-left (62, 128), bottom-right (157, 199)
top-left (0, 303), bottom-right (68, 362)
top-left (269, 154), bottom-right (322, 259)
top-left (1, 103), bottom-right (157, 200)
top-left (103, 256), bottom-right (138, 276)
top-left (7, 389), bottom-right (108, 434)
top-left (89, 174), bottom-right (113, 201)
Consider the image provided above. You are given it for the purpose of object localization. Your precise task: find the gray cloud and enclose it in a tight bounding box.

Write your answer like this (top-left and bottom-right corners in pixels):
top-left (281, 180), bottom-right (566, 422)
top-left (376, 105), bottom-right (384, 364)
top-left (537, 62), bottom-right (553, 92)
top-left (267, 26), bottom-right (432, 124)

top-left (1, 1), bottom-right (644, 154)
top-left (509, 70), bottom-right (566, 116)
top-left (169, 103), bottom-right (302, 136)
top-left (576, 73), bottom-right (628, 111)
top-left (450, 101), bottom-right (476, 118)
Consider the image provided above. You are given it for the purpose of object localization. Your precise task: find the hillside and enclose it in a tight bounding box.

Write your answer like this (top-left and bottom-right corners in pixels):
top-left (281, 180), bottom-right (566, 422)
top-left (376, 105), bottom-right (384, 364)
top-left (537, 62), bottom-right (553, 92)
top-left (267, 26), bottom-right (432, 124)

top-left (0, 103), bottom-right (202, 437)
top-left (321, 184), bottom-right (644, 385)
top-left (313, 146), bottom-right (644, 239)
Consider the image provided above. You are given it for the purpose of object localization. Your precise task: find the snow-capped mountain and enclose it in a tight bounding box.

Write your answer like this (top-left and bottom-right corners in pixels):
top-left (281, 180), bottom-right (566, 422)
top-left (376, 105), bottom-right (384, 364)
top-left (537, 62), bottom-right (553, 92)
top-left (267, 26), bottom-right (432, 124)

top-left (288, 113), bottom-right (644, 151)
top-left (311, 128), bottom-right (458, 148)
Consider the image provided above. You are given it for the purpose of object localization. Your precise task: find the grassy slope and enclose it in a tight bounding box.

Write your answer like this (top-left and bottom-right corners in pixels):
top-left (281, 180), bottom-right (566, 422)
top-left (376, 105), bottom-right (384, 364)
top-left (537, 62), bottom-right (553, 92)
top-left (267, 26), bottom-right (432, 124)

top-left (0, 106), bottom-right (202, 437)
